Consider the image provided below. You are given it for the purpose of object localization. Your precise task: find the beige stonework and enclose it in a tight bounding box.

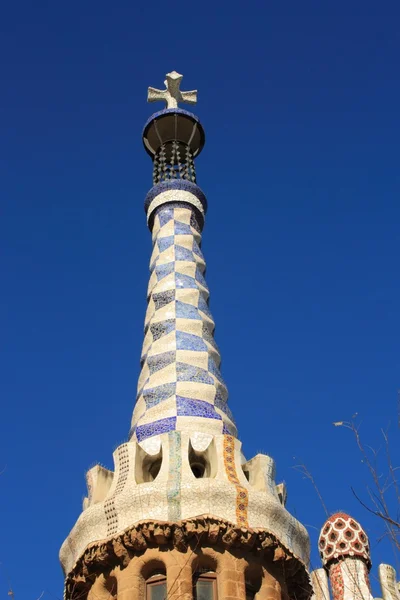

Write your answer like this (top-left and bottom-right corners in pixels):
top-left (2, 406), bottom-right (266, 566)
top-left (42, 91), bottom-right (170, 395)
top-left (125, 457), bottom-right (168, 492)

top-left (68, 516), bottom-right (311, 600)
top-left (86, 539), bottom-right (293, 600)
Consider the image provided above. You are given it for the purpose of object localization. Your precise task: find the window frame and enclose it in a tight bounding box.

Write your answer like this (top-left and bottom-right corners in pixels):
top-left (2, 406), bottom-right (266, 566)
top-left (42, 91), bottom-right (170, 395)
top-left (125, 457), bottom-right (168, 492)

top-left (145, 574), bottom-right (167, 600)
top-left (193, 571), bottom-right (218, 600)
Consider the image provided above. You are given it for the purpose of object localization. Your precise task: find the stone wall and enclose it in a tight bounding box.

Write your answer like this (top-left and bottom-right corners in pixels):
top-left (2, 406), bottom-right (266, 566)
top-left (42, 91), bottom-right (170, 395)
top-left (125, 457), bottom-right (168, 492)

top-left (87, 543), bottom-right (290, 600)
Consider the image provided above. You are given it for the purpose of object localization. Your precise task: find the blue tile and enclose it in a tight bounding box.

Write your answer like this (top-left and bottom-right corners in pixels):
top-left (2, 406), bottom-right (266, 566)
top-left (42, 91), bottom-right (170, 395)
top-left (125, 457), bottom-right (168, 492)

top-left (214, 387), bottom-right (235, 423)
top-left (158, 236), bottom-right (174, 252)
top-left (177, 396), bottom-right (222, 420)
top-left (174, 221), bottom-right (193, 235)
top-left (208, 356), bottom-right (226, 385)
top-left (197, 294), bottom-right (212, 318)
top-left (143, 382), bottom-right (176, 408)
top-left (150, 319), bottom-right (176, 341)
top-left (176, 362), bottom-right (214, 385)
top-left (136, 416), bottom-right (177, 441)
top-left (202, 322), bottom-right (218, 350)
top-left (195, 267), bottom-right (208, 289)
top-left (192, 240), bottom-right (204, 260)
top-left (175, 221), bottom-right (193, 235)
top-left (153, 290), bottom-right (175, 310)
top-left (147, 351), bottom-right (176, 374)
top-left (176, 331), bottom-right (208, 352)
top-left (176, 300), bottom-right (201, 320)
top-left (175, 273), bottom-right (197, 289)
top-left (158, 207), bottom-right (174, 227)
top-left (175, 245), bottom-right (195, 262)
top-left (150, 257), bottom-right (158, 272)
top-left (223, 423), bottom-right (235, 435)
top-left (155, 262), bottom-right (175, 281)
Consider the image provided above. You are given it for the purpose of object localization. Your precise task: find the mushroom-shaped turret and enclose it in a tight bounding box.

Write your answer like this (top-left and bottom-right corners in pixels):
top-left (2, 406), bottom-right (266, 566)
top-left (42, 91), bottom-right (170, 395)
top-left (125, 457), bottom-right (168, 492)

top-left (319, 512), bottom-right (371, 568)
top-left (315, 513), bottom-right (373, 600)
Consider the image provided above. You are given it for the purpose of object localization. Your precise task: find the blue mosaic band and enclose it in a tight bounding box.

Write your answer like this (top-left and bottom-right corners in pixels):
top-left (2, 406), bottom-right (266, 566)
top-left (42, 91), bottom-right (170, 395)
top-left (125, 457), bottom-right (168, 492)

top-left (129, 204), bottom-right (237, 442)
top-left (145, 181), bottom-right (208, 231)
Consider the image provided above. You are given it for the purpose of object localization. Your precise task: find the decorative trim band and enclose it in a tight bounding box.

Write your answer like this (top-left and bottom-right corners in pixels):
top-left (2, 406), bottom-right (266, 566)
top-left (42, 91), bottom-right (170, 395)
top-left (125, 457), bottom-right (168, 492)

top-left (64, 516), bottom-right (312, 600)
top-left (223, 435), bottom-right (249, 527)
top-left (145, 180), bottom-right (207, 215)
top-left (142, 107), bottom-right (201, 137)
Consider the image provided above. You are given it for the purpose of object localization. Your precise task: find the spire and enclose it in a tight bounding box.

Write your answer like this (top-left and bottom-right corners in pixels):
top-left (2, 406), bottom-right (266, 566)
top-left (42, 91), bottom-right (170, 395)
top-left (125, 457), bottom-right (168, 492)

top-left (130, 71), bottom-right (235, 443)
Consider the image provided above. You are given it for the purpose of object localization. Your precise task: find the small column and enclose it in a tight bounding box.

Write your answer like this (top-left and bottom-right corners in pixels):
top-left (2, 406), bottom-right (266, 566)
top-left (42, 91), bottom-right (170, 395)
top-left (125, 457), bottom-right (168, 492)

top-left (318, 513), bottom-right (373, 600)
top-left (378, 564), bottom-right (400, 600)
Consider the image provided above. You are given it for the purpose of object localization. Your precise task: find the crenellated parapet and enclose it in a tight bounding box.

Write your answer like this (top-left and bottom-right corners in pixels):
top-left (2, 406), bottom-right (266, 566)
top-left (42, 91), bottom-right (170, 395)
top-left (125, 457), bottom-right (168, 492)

top-left (60, 432), bottom-right (310, 579)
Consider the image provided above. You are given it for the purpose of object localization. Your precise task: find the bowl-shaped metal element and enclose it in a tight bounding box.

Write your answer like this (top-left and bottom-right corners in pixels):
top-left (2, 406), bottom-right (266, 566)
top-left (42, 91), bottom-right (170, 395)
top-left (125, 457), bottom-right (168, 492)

top-left (143, 108), bottom-right (205, 159)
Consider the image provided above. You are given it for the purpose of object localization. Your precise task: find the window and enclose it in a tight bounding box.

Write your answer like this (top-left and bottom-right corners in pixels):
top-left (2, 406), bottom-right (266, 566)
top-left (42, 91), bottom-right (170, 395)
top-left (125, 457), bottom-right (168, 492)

top-left (245, 567), bottom-right (261, 600)
top-left (146, 574), bottom-right (167, 600)
top-left (194, 573), bottom-right (217, 600)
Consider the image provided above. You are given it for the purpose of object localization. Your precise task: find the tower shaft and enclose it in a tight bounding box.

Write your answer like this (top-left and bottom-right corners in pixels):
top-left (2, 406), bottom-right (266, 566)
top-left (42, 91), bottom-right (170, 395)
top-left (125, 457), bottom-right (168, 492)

top-left (131, 199), bottom-right (235, 443)
top-left (60, 71), bottom-right (311, 600)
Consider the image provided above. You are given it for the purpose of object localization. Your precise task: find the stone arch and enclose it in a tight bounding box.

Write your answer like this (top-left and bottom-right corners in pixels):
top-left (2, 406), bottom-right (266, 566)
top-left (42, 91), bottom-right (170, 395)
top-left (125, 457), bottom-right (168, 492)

top-left (141, 557), bottom-right (167, 580)
top-left (142, 557), bottom-right (168, 600)
top-left (87, 573), bottom-right (117, 600)
top-left (192, 550), bottom-right (219, 575)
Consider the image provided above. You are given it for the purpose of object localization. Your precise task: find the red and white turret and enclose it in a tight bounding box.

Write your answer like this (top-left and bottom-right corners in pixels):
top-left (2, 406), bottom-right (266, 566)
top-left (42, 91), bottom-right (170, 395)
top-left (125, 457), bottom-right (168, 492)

top-left (318, 513), bottom-right (373, 600)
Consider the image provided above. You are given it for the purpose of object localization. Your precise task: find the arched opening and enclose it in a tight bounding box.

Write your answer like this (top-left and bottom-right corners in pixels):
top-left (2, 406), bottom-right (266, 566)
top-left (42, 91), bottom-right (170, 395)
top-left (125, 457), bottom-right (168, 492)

top-left (190, 453), bottom-right (208, 478)
top-left (245, 565), bottom-right (262, 600)
top-left (188, 438), bottom-right (217, 479)
top-left (135, 444), bottom-right (163, 484)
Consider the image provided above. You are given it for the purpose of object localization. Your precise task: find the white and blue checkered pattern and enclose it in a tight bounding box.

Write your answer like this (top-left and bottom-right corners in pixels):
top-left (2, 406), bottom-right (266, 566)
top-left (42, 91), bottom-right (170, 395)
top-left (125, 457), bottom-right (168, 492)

top-left (130, 203), bottom-right (237, 442)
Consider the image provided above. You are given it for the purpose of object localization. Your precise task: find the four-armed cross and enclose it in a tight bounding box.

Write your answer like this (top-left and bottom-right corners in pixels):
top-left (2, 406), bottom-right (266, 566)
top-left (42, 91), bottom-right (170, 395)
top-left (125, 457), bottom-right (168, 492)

top-left (147, 71), bottom-right (197, 109)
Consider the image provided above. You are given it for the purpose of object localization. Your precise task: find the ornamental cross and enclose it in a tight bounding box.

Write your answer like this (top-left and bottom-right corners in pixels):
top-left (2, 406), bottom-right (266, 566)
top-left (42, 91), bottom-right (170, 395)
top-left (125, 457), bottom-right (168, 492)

top-left (147, 71), bottom-right (197, 109)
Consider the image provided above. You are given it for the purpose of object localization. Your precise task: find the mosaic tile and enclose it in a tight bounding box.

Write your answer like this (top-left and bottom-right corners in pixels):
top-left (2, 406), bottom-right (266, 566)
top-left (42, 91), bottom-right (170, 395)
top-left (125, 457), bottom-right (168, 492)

top-left (155, 262), bottom-right (175, 281)
top-left (192, 239), bottom-right (204, 259)
top-left (176, 330), bottom-right (208, 352)
top-left (175, 300), bottom-right (201, 320)
top-left (197, 294), bottom-right (212, 318)
top-left (150, 319), bottom-right (176, 341)
top-left (174, 220), bottom-right (195, 236)
top-left (147, 351), bottom-right (176, 374)
top-left (158, 207), bottom-right (174, 227)
top-left (157, 235), bottom-right (175, 252)
top-left (176, 396), bottom-right (222, 420)
top-left (143, 382), bottom-right (176, 408)
top-left (175, 272), bottom-right (197, 289)
top-left (195, 267), bottom-right (208, 288)
top-left (136, 416), bottom-right (177, 442)
top-left (175, 245), bottom-right (195, 262)
top-left (223, 435), bottom-right (249, 527)
top-left (167, 430), bottom-right (182, 520)
top-left (130, 205), bottom-right (237, 442)
top-left (208, 356), bottom-right (226, 385)
top-left (153, 289), bottom-right (175, 310)
top-left (176, 362), bottom-right (214, 385)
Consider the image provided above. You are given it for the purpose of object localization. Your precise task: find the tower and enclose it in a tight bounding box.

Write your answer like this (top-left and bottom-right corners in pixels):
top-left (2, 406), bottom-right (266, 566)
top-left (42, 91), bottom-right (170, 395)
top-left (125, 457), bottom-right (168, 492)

top-left (315, 513), bottom-right (373, 600)
top-left (60, 71), bottom-right (311, 600)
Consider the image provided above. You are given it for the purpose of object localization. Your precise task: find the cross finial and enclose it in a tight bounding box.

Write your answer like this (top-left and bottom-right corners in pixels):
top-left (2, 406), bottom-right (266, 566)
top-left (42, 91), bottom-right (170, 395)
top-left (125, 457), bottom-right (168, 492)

top-left (147, 71), bottom-right (197, 109)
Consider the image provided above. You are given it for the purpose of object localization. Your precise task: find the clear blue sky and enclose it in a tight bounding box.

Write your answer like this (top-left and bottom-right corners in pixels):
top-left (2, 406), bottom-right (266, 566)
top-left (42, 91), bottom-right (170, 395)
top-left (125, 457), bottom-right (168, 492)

top-left (1, 1), bottom-right (399, 598)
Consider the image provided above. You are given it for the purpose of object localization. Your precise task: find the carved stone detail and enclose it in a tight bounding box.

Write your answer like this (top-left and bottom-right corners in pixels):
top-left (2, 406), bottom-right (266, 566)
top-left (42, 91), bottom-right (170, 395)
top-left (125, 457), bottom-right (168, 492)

top-left (65, 516), bottom-right (312, 600)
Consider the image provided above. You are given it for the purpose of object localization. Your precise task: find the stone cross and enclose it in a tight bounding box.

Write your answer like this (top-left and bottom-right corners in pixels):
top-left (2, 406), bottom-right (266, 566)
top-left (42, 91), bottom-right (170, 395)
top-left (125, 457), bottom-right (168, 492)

top-left (148, 71), bottom-right (197, 109)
